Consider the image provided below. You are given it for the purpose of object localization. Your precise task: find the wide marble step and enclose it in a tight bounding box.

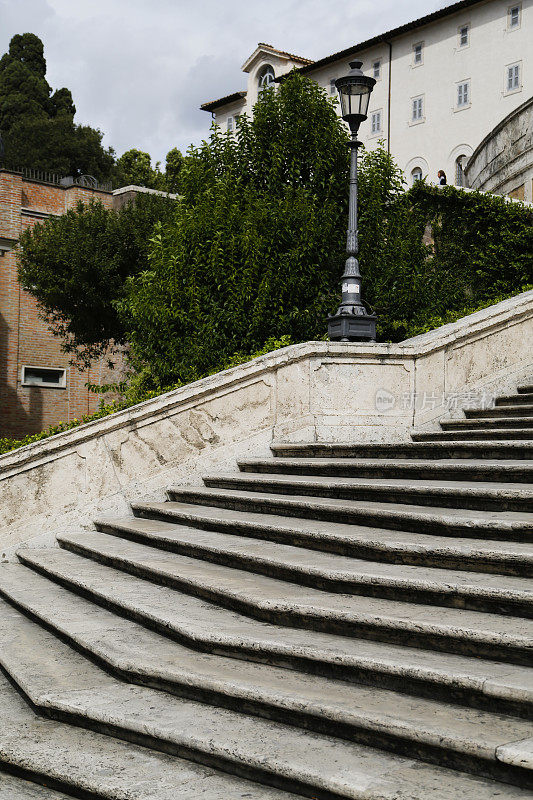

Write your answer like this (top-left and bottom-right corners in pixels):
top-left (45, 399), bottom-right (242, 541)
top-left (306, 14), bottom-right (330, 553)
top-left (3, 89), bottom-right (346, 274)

top-left (200, 472), bottom-right (533, 512)
top-left (0, 595), bottom-right (532, 794)
top-left (441, 417), bottom-right (533, 430)
top-left (4, 565), bottom-right (533, 724)
top-left (237, 457), bottom-right (533, 484)
top-left (270, 441), bottom-right (533, 460)
top-left (131, 500), bottom-right (533, 576)
top-left (92, 517), bottom-right (533, 615)
top-left (496, 393), bottom-right (533, 406)
top-left (0, 663), bottom-right (282, 800)
top-left (411, 428), bottom-right (533, 441)
top-left (0, 775), bottom-right (74, 800)
top-left (20, 540), bottom-right (533, 664)
top-left (3, 561), bottom-right (532, 717)
top-left (165, 486), bottom-right (533, 541)
top-left (465, 405), bottom-right (533, 419)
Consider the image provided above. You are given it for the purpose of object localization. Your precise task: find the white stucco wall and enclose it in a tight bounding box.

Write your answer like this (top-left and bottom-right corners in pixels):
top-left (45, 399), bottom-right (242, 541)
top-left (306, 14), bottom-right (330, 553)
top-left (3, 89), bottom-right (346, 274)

top-left (211, 0), bottom-right (531, 188)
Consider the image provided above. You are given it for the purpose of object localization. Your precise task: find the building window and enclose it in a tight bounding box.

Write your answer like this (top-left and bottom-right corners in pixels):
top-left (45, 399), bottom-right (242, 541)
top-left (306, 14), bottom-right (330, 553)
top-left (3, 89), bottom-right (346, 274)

top-left (330, 78), bottom-right (337, 95)
top-left (509, 4), bottom-right (521, 28)
top-left (507, 62), bottom-right (521, 91)
top-left (457, 80), bottom-right (470, 107)
top-left (459, 25), bottom-right (469, 47)
top-left (455, 156), bottom-right (467, 187)
top-left (373, 60), bottom-right (381, 79)
top-left (411, 167), bottom-right (423, 184)
top-left (227, 116), bottom-right (234, 132)
top-left (21, 366), bottom-right (66, 388)
top-left (258, 65), bottom-right (275, 93)
top-left (412, 96), bottom-right (424, 121)
top-left (371, 110), bottom-right (382, 134)
top-left (413, 42), bottom-right (423, 65)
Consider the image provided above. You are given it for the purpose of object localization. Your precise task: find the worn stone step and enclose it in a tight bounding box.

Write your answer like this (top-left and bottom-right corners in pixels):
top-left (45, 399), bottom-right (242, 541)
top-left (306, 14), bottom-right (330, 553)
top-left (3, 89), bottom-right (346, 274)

top-left (270, 441), bottom-right (533, 460)
top-left (165, 486), bottom-right (533, 542)
top-left (412, 428), bottom-right (533, 441)
top-left (5, 558), bottom-right (532, 717)
top-left (2, 612), bottom-right (532, 800)
top-left (201, 472), bottom-right (533, 513)
top-left (465, 405), bottom-right (533, 419)
top-left (26, 538), bottom-right (533, 664)
top-left (518, 385), bottom-right (533, 395)
top-left (441, 417), bottom-right (533, 430)
top-left (93, 517), bottom-right (533, 616)
top-left (0, 596), bottom-right (531, 794)
top-left (237, 457), bottom-right (533, 484)
top-left (496, 393), bottom-right (533, 406)
top-left (0, 667), bottom-right (285, 800)
top-left (0, 775), bottom-right (75, 800)
top-left (131, 500), bottom-right (533, 576)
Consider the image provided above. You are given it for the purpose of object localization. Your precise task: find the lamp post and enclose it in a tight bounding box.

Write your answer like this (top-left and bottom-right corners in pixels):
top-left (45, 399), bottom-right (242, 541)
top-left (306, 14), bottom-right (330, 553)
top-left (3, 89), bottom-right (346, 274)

top-left (328, 61), bottom-right (377, 342)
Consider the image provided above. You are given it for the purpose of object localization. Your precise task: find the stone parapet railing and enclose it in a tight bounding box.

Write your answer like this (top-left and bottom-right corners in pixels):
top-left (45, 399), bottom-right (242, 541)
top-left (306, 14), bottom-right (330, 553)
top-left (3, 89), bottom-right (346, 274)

top-left (1, 289), bottom-right (532, 557)
top-left (465, 96), bottom-right (533, 203)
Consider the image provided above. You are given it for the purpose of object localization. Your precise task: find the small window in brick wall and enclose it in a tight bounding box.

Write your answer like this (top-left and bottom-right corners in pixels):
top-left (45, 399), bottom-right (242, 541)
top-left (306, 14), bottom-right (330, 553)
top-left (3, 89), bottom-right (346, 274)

top-left (21, 366), bottom-right (66, 388)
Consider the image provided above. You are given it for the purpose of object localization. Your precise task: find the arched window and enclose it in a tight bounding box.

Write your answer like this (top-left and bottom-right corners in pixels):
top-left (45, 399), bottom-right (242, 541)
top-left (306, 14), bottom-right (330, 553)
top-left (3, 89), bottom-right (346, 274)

top-left (411, 167), bottom-right (423, 184)
top-left (455, 155), bottom-right (467, 187)
top-left (258, 65), bottom-right (275, 93)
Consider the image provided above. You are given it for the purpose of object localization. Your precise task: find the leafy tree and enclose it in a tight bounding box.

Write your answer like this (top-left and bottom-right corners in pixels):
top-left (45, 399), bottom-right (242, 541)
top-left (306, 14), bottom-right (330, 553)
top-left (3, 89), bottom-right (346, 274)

top-left (113, 146), bottom-right (185, 192)
top-left (121, 71), bottom-right (350, 385)
top-left (114, 148), bottom-right (166, 190)
top-left (17, 68), bottom-right (531, 390)
top-left (4, 115), bottom-right (115, 179)
top-left (164, 147), bottom-right (184, 192)
top-left (121, 71), bottom-right (532, 387)
top-left (0, 32), bottom-right (114, 180)
top-left (17, 193), bottom-right (176, 365)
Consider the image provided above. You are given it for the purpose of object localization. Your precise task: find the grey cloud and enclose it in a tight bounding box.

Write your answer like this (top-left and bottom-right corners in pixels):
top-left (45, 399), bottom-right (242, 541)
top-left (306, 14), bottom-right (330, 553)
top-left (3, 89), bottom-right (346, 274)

top-left (0, 0), bottom-right (447, 162)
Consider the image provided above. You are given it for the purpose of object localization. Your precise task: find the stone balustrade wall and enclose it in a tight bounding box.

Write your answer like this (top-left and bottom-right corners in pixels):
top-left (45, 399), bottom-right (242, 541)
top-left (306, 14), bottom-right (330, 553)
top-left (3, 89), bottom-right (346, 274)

top-left (1, 289), bottom-right (532, 558)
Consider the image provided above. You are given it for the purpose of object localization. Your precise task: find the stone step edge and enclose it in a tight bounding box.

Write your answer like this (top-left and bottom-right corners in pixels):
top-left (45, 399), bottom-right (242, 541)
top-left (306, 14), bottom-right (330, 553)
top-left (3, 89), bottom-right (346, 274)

top-left (93, 520), bottom-right (533, 617)
top-left (130, 502), bottom-right (533, 577)
top-left (497, 394), bottom-right (533, 404)
top-left (237, 458), bottom-right (533, 484)
top-left (165, 486), bottom-right (533, 542)
top-left (269, 440), bottom-right (533, 460)
top-left (1, 599), bottom-right (532, 795)
top-left (49, 538), bottom-right (533, 667)
top-left (7, 554), bottom-right (533, 718)
top-left (441, 418), bottom-right (533, 428)
top-left (0, 761), bottom-right (106, 800)
top-left (269, 442), bottom-right (533, 460)
top-left (411, 431), bottom-right (533, 441)
top-left (0, 670), bottom-right (300, 800)
top-left (201, 474), bottom-right (533, 513)
top-left (466, 405), bottom-right (533, 416)
top-left (0, 771), bottom-right (79, 800)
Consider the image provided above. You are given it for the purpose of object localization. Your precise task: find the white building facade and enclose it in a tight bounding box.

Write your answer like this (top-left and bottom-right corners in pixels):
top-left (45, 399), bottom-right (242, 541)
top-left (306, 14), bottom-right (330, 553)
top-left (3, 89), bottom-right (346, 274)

top-left (201, 0), bottom-right (532, 195)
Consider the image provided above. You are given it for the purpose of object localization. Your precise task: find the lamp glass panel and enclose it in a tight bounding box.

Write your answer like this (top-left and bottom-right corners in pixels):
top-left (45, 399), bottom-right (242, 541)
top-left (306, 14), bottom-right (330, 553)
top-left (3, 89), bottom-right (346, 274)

top-left (339, 82), bottom-right (371, 119)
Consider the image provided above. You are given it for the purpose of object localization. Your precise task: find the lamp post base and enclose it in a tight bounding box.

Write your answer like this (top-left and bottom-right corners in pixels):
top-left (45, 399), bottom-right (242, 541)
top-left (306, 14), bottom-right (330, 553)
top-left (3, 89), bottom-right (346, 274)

top-left (327, 312), bottom-right (377, 342)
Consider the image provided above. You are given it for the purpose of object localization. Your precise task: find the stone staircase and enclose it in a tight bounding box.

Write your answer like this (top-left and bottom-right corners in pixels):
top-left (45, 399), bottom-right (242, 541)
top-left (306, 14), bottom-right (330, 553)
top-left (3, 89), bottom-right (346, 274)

top-left (0, 383), bottom-right (532, 799)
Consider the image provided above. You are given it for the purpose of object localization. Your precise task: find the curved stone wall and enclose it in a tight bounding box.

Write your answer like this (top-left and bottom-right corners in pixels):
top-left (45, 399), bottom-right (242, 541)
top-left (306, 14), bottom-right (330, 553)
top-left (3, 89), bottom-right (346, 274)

top-left (465, 96), bottom-right (533, 202)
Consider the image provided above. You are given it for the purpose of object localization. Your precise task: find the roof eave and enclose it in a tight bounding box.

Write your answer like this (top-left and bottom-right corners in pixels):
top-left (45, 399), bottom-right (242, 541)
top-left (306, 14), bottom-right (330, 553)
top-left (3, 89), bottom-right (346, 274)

top-left (200, 91), bottom-right (247, 113)
top-left (299, 0), bottom-right (486, 74)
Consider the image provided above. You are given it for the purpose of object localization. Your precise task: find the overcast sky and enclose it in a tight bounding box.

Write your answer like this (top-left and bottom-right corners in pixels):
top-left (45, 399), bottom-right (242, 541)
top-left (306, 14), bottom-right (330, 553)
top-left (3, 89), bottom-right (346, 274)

top-left (0, 0), bottom-right (449, 165)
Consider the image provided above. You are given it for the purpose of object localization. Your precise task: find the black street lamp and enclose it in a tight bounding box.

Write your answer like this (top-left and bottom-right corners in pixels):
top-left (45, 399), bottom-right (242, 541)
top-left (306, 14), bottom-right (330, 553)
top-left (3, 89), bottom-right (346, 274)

top-left (328, 60), bottom-right (377, 342)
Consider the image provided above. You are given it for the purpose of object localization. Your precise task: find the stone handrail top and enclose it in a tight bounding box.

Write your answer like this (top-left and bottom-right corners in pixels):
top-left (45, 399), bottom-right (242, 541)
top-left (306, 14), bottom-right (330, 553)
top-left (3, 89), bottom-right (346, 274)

top-left (0, 289), bottom-right (531, 476)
